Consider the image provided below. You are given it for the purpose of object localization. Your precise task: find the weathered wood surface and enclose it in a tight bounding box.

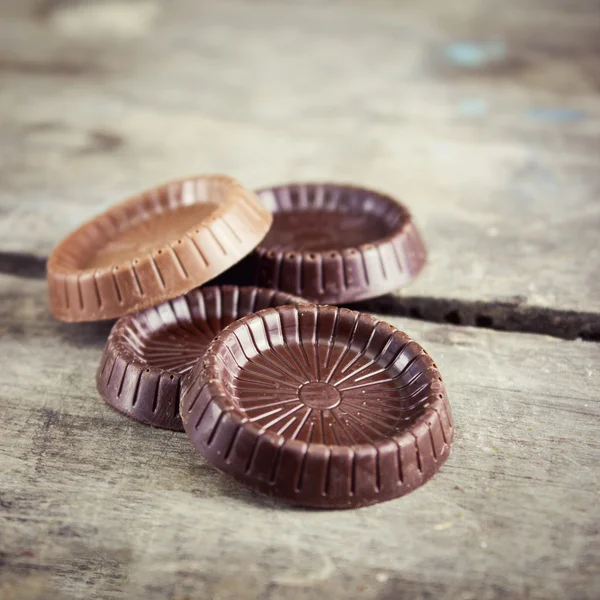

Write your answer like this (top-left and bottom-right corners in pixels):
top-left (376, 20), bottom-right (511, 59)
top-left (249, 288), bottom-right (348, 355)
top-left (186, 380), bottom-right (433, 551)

top-left (1, 1), bottom-right (600, 599)
top-left (1, 275), bottom-right (599, 600)
top-left (1, 0), bottom-right (599, 316)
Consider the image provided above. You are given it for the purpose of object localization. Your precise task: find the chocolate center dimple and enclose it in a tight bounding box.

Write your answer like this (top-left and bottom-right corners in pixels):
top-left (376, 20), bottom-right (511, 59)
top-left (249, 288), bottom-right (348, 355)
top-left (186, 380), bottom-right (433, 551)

top-left (84, 202), bottom-right (218, 269)
top-left (298, 382), bottom-right (341, 410)
top-left (262, 211), bottom-right (392, 253)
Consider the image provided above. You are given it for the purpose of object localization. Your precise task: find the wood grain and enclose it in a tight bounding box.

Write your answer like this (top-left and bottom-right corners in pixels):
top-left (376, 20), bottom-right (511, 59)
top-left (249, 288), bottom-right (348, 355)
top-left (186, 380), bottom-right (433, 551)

top-left (0, 0), bottom-right (599, 315)
top-left (1, 1), bottom-right (599, 598)
top-left (1, 275), bottom-right (599, 599)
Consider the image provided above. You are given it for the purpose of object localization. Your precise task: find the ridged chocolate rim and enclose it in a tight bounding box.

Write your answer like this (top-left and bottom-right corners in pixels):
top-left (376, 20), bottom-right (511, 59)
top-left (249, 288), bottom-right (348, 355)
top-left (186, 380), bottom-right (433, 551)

top-left (96, 286), bottom-right (306, 431)
top-left (251, 183), bottom-right (427, 304)
top-left (48, 175), bottom-right (272, 322)
top-left (181, 304), bottom-right (453, 509)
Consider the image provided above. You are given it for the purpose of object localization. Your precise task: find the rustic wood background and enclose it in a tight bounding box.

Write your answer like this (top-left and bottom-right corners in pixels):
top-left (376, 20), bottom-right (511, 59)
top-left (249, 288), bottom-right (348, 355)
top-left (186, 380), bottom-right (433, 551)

top-left (1, 1), bottom-right (599, 599)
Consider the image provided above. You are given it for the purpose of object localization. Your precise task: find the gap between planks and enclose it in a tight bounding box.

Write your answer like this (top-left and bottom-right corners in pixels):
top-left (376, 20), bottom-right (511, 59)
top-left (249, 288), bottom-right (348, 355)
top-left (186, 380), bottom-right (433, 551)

top-left (2, 250), bottom-right (600, 343)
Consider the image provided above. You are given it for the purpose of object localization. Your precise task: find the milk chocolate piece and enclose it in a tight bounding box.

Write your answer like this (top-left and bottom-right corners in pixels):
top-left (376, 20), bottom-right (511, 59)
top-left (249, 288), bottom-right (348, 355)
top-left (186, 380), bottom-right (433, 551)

top-left (249, 183), bottom-right (427, 304)
top-left (181, 304), bottom-right (453, 508)
top-left (47, 175), bottom-right (272, 322)
top-left (96, 286), bottom-right (305, 431)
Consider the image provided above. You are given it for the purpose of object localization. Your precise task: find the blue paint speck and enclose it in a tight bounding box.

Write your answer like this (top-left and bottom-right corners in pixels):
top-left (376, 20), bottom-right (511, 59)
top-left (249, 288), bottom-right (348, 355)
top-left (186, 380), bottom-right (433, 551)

top-left (445, 41), bottom-right (506, 68)
top-left (527, 107), bottom-right (585, 123)
top-left (458, 98), bottom-right (488, 117)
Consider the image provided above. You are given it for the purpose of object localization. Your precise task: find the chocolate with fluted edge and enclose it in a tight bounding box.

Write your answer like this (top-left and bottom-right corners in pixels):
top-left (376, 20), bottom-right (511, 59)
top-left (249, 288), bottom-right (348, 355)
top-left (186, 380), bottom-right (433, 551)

top-left (47, 175), bottom-right (272, 322)
top-left (96, 286), bottom-right (305, 431)
top-left (248, 183), bottom-right (427, 304)
top-left (181, 304), bottom-right (453, 509)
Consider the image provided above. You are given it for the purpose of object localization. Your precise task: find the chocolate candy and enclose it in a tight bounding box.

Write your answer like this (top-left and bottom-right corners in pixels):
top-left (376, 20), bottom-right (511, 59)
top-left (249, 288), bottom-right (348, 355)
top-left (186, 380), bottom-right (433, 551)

top-left (250, 183), bottom-right (427, 304)
top-left (47, 175), bottom-right (272, 322)
top-left (181, 304), bottom-right (453, 508)
top-left (96, 286), bottom-right (305, 431)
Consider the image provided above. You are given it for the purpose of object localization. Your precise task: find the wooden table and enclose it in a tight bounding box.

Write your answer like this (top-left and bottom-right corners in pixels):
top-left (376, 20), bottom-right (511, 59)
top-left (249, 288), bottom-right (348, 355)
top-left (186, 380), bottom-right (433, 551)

top-left (1, 1), bottom-right (599, 598)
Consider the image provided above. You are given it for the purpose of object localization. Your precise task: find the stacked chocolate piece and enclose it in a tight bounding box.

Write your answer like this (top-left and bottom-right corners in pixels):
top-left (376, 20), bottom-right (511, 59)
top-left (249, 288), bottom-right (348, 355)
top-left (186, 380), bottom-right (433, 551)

top-left (47, 175), bottom-right (453, 509)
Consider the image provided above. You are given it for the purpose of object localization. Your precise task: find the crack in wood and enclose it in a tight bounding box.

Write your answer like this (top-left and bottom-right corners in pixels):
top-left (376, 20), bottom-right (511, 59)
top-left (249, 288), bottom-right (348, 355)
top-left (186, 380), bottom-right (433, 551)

top-left (0, 252), bottom-right (47, 279)
top-left (347, 295), bottom-right (600, 343)
top-left (2, 251), bottom-right (598, 342)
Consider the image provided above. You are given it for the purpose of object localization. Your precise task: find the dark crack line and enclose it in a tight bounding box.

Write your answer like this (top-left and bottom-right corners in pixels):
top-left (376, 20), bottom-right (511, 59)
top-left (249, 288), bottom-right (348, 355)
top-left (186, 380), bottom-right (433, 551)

top-left (346, 295), bottom-right (600, 343)
top-left (2, 251), bottom-right (599, 343)
top-left (0, 252), bottom-right (47, 279)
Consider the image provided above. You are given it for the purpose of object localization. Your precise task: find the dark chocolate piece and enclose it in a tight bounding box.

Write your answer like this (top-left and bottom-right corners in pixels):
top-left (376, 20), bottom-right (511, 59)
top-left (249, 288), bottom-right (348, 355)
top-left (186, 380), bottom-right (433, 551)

top-left (47, 175), bottom-right (273, 322)
top-left (181, 304), bottom-right (453, 509)
top-left (249, 183), bottom-right (427, 304)
top-left (96, 286), bottom-right (305, 431)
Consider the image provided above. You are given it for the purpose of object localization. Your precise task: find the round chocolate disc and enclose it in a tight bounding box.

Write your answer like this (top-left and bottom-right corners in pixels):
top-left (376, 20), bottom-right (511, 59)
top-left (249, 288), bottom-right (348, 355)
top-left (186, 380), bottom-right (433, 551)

top-left (181, 304), bottom-right (453, 509)
top-left (96, 286), bottom-right (305, 431)
top-left (249, 183), bottom-right (427, 304)
top-left (47, 175), bottom-right (272, 322)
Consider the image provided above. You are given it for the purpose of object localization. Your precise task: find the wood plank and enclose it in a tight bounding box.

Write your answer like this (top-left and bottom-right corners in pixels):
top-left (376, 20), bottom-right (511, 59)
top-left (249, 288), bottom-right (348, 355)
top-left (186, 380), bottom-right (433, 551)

top-left (0, 0), bottom-right (599, 317)
top-left (1, 274), bottom-right (598, 599)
